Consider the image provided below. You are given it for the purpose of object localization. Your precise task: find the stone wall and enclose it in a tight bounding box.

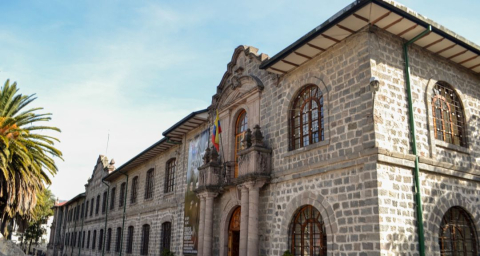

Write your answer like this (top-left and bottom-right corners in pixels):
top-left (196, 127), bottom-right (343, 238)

top-left (370, 25), bottom-right (480, 255)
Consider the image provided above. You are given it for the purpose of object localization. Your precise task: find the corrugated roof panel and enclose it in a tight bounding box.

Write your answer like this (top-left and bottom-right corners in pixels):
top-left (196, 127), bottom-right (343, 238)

top-left (439, 45), bottom-right (466, 59)
top-left (323, 26), bottom-right (350, 42)
top-left (415, 32), bottom-right (442, 48)
top-left (284, 53), bottom-right (308, 66)
top-left (384, 18), bottom-right (416, 36)
top-left (401, 26), bottom-right (427, 41)
top-left (338, 15), bottom-right (368, 31)
top-left (310, 36), bottom-right (336, 50)
top-left (450, 51), bottom-right (476, 63)
top-left (297, 44), bottom-right (322, 56)
top-left (427, 39), bottom-right (455, 53)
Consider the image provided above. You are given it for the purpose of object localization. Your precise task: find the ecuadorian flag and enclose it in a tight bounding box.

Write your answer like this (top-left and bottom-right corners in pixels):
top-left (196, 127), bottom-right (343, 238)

top-left (212, 110), bottom-right (221, 151)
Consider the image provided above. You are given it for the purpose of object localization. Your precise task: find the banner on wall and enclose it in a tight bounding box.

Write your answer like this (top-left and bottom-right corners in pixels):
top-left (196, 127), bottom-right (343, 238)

top-left (183, 129), bottom-right (209, 254)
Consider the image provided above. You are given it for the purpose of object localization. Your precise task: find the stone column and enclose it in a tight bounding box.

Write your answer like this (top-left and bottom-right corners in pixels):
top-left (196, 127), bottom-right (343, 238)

top-left (203, 192), bottom-right (217, 256)
top-left (197, 195), bottom-right (206, 256)
top-left (239, 186), bottom-right (249, 256)
top-left (247, 183), bottom-right (260, 256)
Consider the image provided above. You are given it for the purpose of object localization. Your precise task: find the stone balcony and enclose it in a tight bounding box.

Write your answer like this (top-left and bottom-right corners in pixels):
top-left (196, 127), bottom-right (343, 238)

top-left (196, 125), bottom-right (271, 193)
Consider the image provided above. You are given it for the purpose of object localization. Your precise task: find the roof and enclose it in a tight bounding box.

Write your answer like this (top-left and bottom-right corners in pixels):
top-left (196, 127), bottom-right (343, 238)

top-left (104, 109), bottom-right (208, 181)
top-left (63, 193), bottom-right (86, 207)
top-left (162, 109), bottom-right (209, 142)
top-left (53, 201), bottom-right (67, 208)
top-left (260, 0), bottom-right (480, 75)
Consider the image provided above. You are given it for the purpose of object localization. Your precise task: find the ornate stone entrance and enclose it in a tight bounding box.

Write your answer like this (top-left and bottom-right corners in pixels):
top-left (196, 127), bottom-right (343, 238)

top-left (228, 207), bottom-right (241, 256)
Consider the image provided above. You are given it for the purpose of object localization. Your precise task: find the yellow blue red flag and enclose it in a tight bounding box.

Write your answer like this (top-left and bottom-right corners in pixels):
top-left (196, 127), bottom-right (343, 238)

top-left (212, 110), bottom-right (221, 151)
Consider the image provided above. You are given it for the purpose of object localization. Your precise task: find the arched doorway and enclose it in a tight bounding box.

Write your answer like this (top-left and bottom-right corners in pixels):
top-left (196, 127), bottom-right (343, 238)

top-left (228, 207), bottom-right (241, 256)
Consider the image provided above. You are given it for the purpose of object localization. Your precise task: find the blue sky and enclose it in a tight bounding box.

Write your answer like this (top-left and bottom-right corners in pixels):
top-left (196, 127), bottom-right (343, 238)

top-left (1, 0), bottom-right (479, 200)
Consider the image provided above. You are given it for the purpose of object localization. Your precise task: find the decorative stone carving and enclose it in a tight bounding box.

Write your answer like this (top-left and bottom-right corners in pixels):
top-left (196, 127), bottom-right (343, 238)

top-left (252, 125), bottom-right (264, 146)
top-left (203, 147), bottom-right (211, 165)
top-left (197, 146), bottom-right (222, 191)
top-left (210, 146), bottom-right (219, 163)
top-left (242, 129), bottom-right (252, 149)
top-left (236, 124), bottom-right (272, 183)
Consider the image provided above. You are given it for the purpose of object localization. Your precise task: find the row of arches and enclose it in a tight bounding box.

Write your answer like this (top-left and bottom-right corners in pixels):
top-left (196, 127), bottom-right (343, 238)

top-left (225, 204), bottom-right (478, 255)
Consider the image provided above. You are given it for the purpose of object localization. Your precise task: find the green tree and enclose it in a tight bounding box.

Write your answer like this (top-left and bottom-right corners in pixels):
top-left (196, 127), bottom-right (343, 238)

top-left (0, 80), bottom-right (62, 237)
top-left (22, 188), bottom-right (55, 253)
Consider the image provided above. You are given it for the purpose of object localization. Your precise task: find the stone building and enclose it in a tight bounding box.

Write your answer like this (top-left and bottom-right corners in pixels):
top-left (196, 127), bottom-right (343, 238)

top-left (47, 0), bottom-right (480, 255)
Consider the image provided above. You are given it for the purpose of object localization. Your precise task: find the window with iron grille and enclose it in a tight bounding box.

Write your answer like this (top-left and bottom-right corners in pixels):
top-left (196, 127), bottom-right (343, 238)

top-left (290, 205), bottom-right (327, 256)
top-left (87, 231), bottom-right (90, 248)
top-left (90, 198), bottom-right (94, 216)
top-left (127, 226), bottom-right (134, 254)
top-left (99, 229), bottom-right (104, 251)
top-left (92, 230), bottom-right (96, 249)
top-left (161, 222), bottom-right (172, 252)
top-left (115, 227), bottom-right (122, 252)
top-left (82, 231), bottom-right (85, 248)
top-left (141, 224), bottom-right (150, 255)
top-left (95, 195), bottom-right (100, 214)
top-left (145, 169), bottom-right (154, 199)
top-left (106, 228), bottom-right (112, 252)
top-left (290, 85), bottom-right (324, 150)
top-left (110, 187), bottom-right (116, 210)
top-left (131, 176), bottom-right (138, 203)
top-left (439, 206), bottom-right (478, 255)
top-left (119, 182), bottom-right (126, 207)
top-left (102, 191), bottom-right (107, 214)
top-left (432, 82), bottom-right (466, 147)
top-left (164, 159), bottom-right (176, 193)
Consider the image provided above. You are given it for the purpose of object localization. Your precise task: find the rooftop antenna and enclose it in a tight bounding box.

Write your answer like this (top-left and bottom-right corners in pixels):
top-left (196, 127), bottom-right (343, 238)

top-left (106, 130), bottom-right (110, 156)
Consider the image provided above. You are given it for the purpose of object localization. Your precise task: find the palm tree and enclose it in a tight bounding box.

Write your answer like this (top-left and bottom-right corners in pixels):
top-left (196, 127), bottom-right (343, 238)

top-left (0, 80), bottom-right (62, 237)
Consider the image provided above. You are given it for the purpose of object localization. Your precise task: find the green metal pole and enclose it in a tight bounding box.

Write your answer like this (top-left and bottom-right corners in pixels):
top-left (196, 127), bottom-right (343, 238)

top-left (116, 171), bottom-right (129, 256)
top-left (403, 25), bottom-right (432, 256)
top-left (77, 199), bottom-right (85, 256)
top-left (71, 207), bottom-right (77, 256)
top-left (102, 180), bottom-right (110, 256)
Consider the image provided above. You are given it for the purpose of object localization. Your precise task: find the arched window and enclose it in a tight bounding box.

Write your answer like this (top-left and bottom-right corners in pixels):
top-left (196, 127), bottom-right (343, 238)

top-left (92, 230), bottom-right (97, 249)
top-left (102, 191), bottom-right (107, 214)
top-left (90, 198), bottom-right (94, 216)
top-left (439, 206), bottom-right (478, 255)
top-left (165, 159), bottom-right (176, 193)
top-left (141, 224), bottom-right (150, 255)
top-left (99, 229), bottom-right (103, 250)
top-left (87, 231), bottom-right (90, 248)
top-left (290, 85), bottom-right (324, 150)
top-left (127, 226), bottom-right (134, 254)
top-left (290, 205), bottom-right (327, 256)
top-left (235, 110), bottom-right (248, 177)
top-left (145, 169), bottom-right (154, 199)
top-left (106, 228), bottom-right (112, 252)
top-left (161, 222), bottom-right (172, 252)
top-left (131, 176), bottom-right (138, 203)
top-left (110, 187), bottom-right (116, 210)
top-left (82, 231), bottom-right (85, 248)
top-left (96, 195), bottom-right (100, 214)
top-left (432, 82), bottom-right (466, 147)
top-left (119, 182), bottom-right (126, 207)
top-left (115, 227), bottom-right (122, 252)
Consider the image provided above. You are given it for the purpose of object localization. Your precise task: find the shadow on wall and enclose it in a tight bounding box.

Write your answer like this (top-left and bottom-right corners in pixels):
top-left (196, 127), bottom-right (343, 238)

top-left (468, 114), bottom-right (480, 171)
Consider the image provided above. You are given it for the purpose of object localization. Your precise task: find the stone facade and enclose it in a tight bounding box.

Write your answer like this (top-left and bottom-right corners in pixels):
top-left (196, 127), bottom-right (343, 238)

top-left (48, 1), bottom-right (480, 256)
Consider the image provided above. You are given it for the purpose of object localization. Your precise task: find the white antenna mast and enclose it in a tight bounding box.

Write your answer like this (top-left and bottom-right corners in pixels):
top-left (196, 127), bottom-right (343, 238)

top-left (106, 130), bottom-right (110, 156)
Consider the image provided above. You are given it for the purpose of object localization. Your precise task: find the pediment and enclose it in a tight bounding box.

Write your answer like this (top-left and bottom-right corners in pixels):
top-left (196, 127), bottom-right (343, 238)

top-left (211, 45), bottom-right (268, 110)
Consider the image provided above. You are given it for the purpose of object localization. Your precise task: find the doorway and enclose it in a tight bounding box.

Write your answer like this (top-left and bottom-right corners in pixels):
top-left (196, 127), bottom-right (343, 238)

top-left (228, 207), bottom-right (241, 256)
